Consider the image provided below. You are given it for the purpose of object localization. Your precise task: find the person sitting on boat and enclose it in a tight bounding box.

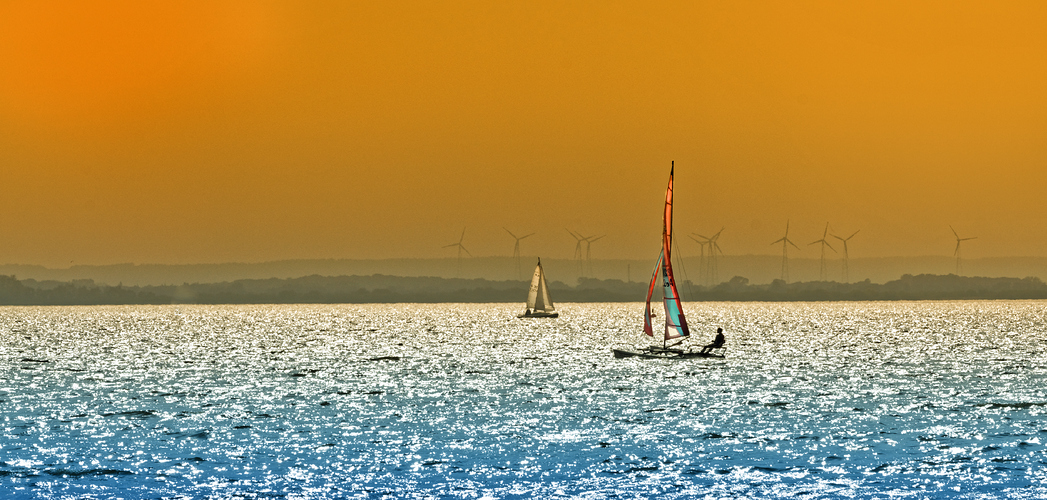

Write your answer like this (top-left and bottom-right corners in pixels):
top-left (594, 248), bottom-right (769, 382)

top-left (700, 327), bottom-right (725, 354)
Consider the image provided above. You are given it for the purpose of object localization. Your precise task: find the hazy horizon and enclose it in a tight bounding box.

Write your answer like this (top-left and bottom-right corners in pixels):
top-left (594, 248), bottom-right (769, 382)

top-left (3, 1), bottom-right (1045, 266)
top-left (5, 254), bottom-right (1047, 288)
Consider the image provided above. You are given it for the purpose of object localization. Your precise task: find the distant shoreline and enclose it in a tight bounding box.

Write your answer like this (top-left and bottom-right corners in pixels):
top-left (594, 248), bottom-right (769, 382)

top-left (4, 255), bottom-right (1047, 288)
top-left (2, 273), bottom-right (1046, 306)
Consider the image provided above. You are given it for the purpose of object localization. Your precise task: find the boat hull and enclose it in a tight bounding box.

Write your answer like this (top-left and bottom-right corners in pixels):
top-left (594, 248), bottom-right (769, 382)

top-left (517, 311), bottom-right (559, 318)
top-left (612, 347), bottom-right (725, 360)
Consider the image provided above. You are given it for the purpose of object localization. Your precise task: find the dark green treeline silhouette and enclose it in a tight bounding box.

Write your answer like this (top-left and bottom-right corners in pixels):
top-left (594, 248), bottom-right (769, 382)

top-left (2, 273), bottom-right (1047, 306)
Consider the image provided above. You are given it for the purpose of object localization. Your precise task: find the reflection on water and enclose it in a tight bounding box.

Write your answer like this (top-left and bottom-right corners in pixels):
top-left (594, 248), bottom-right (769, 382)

top-left (1, 301), bottom-right (1046, 498)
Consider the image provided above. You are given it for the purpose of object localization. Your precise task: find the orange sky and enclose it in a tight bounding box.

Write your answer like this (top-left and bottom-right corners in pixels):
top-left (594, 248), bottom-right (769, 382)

top-left (1, 1), bottom-right (1045, 266)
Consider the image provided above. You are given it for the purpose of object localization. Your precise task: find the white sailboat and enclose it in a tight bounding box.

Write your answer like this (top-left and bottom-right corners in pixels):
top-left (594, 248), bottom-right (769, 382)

top-left (518, 258), bottom-right (558, 318)
top-left (613, 163), bottom-right (725, 359)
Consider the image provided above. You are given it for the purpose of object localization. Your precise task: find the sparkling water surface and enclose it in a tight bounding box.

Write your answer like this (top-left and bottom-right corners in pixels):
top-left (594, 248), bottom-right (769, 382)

top-left (2, 301), bottom-right (1047, 499)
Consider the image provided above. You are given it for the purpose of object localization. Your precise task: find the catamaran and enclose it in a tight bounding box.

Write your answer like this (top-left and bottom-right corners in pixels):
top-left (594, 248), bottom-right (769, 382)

top-left (518, 258), bottom-right (558, 318)
top-left (613, 163), bottom-right (725, 359)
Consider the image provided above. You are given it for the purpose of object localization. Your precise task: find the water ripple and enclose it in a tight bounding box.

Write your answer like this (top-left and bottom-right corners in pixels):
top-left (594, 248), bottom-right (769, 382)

top-left (1, 301), bottom-right (1046, 498)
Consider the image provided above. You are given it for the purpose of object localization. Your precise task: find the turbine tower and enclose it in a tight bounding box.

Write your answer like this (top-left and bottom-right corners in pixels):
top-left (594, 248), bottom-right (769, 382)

top-left (584, 235), bottom-right (605, 278)
top-left (831, 229), bottom-right (860, 283)
top-left (950, 225), bottom-right (977, 276)
top-left (503, 227), bottom-right (534, 279)
top-left (443, 227), bottom-right (472, 277)
top-left (808, 222), bottom-right (837, 281)
top-left (693, 227), bottom-right (725, 285)
top-left (771, 221), bottom-right (800, 283)
top-left (708, 227), bottom-right (725, 285)
top-left (691, 234), bottom-right (707, 284)
top-left (566, 229), bottom-right (584, 259)
top-left (566, 229), bottom-right (586, 276)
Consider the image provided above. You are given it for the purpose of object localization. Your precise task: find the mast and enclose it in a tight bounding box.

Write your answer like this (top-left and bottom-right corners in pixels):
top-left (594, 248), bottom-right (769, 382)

top-left (664, 162), bottom-right (672, 348)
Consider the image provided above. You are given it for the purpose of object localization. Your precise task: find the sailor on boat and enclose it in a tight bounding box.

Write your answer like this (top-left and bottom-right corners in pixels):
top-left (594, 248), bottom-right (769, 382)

top-left (610, 163), bottom-right (726, 360)
top-left (699, 327), bottom-right (725, 354)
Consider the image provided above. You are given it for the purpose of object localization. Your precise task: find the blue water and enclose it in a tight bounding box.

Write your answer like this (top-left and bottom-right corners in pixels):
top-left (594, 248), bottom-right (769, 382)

top-left (2, 301), bottom-right (1047, 499)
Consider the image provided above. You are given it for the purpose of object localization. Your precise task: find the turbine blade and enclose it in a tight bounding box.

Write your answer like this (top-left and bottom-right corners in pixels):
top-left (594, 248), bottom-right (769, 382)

top-left (459, 227), bottom-right (466, 244)
top-left (442, 243), bottom-right (457, 248)
top-left (788, 239), bottom-right (800, 250)
top-left (848, 230), bottom-right (860, 240)
top-left (825, 242), bottom-right (837, 253)
top-left (771, 237), bottom-right (785, 245)
top-left (503, 227), bottom-right (517, 239)
top-left (461, 246), bottom-right (472, 257)
top-left (950, 225), bottom-right (958, 239)
top-left (954, 242), bottom-right (960, 256)
top-left (520, 233), bottom-right (535, 239)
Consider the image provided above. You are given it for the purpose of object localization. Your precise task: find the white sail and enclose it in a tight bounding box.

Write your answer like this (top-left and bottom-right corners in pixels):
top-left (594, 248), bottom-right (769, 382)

top-left (536, 264), bottom-right (554, 312)
top-left (524, 259), bottom-right (556, 314)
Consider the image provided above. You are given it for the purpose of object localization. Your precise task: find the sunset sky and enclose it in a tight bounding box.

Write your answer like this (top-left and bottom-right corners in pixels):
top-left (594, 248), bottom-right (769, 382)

top-left (1, 1), bottom-right (1045, 267)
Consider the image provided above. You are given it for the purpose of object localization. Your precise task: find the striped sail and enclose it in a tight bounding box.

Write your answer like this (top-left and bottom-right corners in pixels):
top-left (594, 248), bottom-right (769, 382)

top-left (643, 164), bottom-right (690, 340)
top-left (660, 250), bottom-right (689, 339)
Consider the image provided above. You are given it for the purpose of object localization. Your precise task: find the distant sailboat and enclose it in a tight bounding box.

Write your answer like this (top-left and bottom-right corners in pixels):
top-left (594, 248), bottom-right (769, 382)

top-left (518, 258), bottom-right (558, 318)
top-left (613, 163), bottom-right (725, 359)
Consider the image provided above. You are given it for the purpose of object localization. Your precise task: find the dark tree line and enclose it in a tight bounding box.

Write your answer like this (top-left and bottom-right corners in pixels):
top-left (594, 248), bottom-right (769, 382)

top-left (2, 273), bottom-right (1046, 306)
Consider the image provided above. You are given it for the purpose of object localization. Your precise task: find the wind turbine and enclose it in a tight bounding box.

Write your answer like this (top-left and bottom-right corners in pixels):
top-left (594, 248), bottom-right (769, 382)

top-left (771, 221), bottom-right (800, 283)
top-left (566, 229), bottom-right (590, 276)
top-left (693, 227), bottom-right (725, 285)
top-left (504, 228), bottom-right (535, 279)
top-left (443, 227), bottom-right (472, 277)
top-left (566, 229), bottom-right (585, 260)
top-left (708, 227), bottom-right (725, 285)
top-left (808, 222), bottom-right (837, 281)
top-left (688, 234), bottom-right (709, 286)
top-left (831, 229), bottom-right (860, 283)
top-left (950, 225), bottom-right (977, 276)
top-left (584, 235), bottom-right (605, 278)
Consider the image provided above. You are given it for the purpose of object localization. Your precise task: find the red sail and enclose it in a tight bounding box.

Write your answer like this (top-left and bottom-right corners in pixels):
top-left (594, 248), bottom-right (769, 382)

top-left (644, 163), bottom-right (690, 341)
top-left (660, 163), bottom-right (689, 340)
top-left (643, 250), bottom-right (663, 337)
top-left (663, 164), bottom-right (674, 262)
